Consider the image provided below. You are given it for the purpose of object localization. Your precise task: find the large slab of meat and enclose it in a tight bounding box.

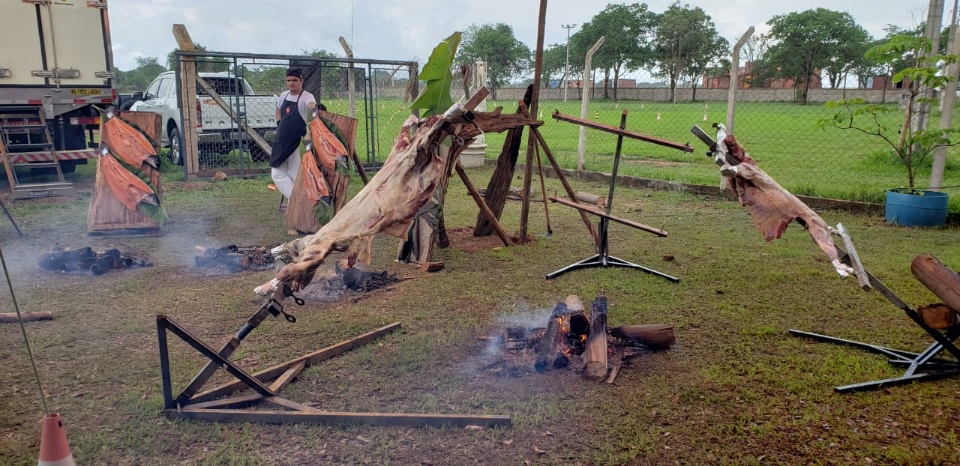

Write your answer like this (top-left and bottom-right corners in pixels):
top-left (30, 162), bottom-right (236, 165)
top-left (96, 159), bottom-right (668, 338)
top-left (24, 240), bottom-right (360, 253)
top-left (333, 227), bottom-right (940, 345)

top-left (717, 133), bottom-right (853, 277)
top-left (256, 110), bottom-right (472, 295)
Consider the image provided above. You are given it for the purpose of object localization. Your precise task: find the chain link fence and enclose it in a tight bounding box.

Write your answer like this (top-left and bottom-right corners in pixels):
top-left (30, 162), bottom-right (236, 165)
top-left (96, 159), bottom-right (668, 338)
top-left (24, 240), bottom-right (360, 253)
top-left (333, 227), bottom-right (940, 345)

top-left (485, 84), bottom-right (959, 212)
top-left (172, 52), bottom-right (417, 177)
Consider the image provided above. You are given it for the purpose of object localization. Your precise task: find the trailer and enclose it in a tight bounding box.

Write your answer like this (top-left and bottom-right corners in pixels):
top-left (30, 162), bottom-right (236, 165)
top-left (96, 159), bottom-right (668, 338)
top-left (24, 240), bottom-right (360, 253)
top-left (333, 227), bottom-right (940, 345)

top-left (0, 0), bottom-right (117, 198)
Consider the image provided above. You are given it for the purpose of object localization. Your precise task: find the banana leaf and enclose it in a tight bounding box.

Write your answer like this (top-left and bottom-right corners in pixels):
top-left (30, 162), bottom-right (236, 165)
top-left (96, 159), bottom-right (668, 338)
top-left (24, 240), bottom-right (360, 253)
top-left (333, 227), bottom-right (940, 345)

top-left (410, 32), bottom-right (461, 117)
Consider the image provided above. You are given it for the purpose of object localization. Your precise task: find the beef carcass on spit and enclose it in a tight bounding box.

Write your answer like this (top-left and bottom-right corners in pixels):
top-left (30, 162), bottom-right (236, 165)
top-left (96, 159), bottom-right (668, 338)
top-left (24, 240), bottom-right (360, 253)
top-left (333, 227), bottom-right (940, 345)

top-left (255, 107), bottom-right (474, 295)
top-left (711, 125), bottom-right (853, 278)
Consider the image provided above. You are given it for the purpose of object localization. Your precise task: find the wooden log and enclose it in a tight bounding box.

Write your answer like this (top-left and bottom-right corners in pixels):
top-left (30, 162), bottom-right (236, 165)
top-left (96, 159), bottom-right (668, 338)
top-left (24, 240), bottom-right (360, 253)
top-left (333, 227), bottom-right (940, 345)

top-left (0, 312), bottom-right (53, 323)
top-left (474, 86), bottom-right (533, 237)
top-left (582, 295), bottom-right (609, 380)
top-left (575, 191), bottom-right (606, 209)
top-left (609, 324), bottom-right (676, 350)
top-left (911, 254), bottom-right (960, 314)
top-left (917, 303), bottom-right (959, 330)
top-left (535, 302), bottom-right (566, 373)
top-left (605, 364), bottom-right (621, 384)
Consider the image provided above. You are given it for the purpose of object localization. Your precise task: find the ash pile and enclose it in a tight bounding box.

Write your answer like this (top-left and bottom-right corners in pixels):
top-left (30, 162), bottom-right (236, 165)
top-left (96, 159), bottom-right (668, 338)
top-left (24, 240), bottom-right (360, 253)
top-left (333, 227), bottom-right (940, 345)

top-left (194, 245), bottom-right (275, 274)
top-left (295, 256), bottom-right (401, 303)
top-left (38, 246), bottom-right (152, 275)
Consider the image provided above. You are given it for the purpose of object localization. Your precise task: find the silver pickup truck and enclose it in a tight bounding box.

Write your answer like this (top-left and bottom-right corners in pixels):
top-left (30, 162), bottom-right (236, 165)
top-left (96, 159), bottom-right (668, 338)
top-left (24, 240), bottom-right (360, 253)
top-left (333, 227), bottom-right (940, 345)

top-left (131, 71), bottom-right (277, 164)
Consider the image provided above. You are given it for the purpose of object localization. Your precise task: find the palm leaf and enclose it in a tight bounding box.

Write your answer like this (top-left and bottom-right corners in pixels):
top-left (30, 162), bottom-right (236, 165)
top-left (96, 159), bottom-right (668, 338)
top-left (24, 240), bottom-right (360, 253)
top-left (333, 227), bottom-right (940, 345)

top-left (410, 32), bottom-right (462, 117)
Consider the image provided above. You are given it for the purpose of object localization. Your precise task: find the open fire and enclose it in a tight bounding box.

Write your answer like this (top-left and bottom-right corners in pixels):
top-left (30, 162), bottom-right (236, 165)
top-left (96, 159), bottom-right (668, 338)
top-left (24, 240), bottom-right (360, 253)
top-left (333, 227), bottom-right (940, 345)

top-left (193, 245), bottom-right (275, 274)
top-left (483, 295), bottom-right (676, 382)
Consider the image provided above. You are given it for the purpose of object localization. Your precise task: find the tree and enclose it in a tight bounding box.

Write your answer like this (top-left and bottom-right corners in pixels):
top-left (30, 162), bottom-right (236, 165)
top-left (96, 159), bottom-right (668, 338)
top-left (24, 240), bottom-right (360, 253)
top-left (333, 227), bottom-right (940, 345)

top-left (115, 56), bottom-right (166, 92)
top-left (819, 35), bottom-right (960, 189)
top-left (456, 23), bottom-right (531, 99)
top-left (540, 43), bottom-right (567, 88)
top-left (166, 43), bottom-right (229, 73)
top-left (572, 3), bottom-right (655, 100)
top-left (761, 8), bottom-right (869, 104)
top-left (651, 2), bottom-right (728, 102)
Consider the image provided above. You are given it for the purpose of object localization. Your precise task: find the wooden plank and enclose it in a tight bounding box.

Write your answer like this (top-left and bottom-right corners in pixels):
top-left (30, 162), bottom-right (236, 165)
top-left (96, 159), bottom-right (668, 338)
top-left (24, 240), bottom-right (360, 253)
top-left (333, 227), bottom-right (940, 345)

top-left (168, 407), bottom-right (512, 428)
top-left (548, 195), bottom-right (668, 237)
top-left (195, 77), bottom-right (272, 155)
top-left (183, 394), bottom-right (265, 410)
top-left (455, 163), bottom-right (511, 247)
top-left (191, 322), bottom-right (401, 403)
top-left (268, 361), bottom-right (306, 393)
top-left (172, 24), bottom-right (200, 178)
top-left (0, 312), bottom-right (52, 323)
top-left (552, 111), bottom-right (694, 153)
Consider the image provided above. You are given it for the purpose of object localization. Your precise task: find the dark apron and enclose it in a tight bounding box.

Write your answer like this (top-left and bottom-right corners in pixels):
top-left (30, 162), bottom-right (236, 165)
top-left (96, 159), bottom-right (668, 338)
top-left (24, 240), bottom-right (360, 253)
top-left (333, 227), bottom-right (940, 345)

top-left (270, 92), bottom-right (306, 168)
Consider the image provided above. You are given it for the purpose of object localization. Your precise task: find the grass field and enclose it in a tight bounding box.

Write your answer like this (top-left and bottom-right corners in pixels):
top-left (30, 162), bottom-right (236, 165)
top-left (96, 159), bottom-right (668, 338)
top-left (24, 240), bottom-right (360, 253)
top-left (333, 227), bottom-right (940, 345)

top-left (1, 168), bottom-right (959, 465)
top-left (308, 97), bottom-right (960, 213)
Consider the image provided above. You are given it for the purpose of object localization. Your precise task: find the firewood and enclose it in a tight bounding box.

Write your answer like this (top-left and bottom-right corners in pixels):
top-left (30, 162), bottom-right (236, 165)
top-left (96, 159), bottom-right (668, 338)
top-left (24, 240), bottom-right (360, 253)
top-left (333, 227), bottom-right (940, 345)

top-left (609, 324), bottom-right (676, 350)
top-left (0, 312), bottom-right (53, 323)
top-left (419, 261), bottom-right (444, 272)
top-left (605, 364), bottom-right (621, 384)
top-left (582, 295), bottom-right (608, 381)
top-left (910, 254), bottom-right (960, 316)
top-left (574, 191), bottom-right (606, 209)
top-left (534, 303), bottom-right (564, 373)
top-left (917, 303), bottom-right (959, 330)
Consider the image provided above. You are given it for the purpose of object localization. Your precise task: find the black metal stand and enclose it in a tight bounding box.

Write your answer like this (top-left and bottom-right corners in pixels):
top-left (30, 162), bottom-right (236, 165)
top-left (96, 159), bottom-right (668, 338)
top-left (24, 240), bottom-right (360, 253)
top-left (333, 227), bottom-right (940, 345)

top-left (547, 111), bottom-right (678, 283)
top-left (155, 287), bottom-right (511, 427)
top-left (790, 244), bottom-right (960, 393)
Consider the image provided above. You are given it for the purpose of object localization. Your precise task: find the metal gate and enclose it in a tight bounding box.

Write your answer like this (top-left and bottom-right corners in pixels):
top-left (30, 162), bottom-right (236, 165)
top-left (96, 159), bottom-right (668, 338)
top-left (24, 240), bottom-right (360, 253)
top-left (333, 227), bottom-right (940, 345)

top-left (173, 50), bottom-right (418, 178)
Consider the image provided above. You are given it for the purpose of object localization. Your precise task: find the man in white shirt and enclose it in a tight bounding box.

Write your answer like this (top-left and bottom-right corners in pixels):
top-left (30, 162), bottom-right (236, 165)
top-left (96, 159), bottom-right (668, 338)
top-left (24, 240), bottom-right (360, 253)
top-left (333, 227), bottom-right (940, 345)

top-left (269, 68), bottom-right (316, 199)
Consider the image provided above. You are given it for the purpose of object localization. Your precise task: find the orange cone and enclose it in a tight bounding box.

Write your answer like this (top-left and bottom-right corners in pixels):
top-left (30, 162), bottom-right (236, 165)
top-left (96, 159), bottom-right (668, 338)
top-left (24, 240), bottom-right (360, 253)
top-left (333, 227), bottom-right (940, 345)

top-left (38, 413), bottom-right (75, 466)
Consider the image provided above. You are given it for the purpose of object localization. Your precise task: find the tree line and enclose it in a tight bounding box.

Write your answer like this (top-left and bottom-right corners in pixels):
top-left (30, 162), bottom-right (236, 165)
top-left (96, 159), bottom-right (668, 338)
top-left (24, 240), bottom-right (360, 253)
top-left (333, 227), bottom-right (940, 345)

top-left (117, 2), bottom-right (947, 104)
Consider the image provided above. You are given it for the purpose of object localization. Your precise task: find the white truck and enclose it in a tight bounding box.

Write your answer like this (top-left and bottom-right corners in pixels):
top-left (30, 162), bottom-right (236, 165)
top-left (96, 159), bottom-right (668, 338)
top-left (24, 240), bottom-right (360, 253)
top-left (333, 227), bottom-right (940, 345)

top-left (0, 0), bottom-right (116, 175)
top-left (131, 71), bottom-right (278, 165)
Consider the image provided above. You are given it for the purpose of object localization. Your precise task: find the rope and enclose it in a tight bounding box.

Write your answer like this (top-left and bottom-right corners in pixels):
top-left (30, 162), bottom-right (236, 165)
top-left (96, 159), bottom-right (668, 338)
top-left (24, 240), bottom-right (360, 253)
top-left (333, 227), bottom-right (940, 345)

top-left (0, 245), bottom-right (49, 416)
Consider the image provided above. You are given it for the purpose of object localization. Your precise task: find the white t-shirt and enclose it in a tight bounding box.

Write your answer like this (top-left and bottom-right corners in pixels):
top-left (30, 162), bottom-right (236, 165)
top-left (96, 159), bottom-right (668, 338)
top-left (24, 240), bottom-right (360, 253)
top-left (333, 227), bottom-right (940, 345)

top-left (277, 90), bottom-right (317, 122)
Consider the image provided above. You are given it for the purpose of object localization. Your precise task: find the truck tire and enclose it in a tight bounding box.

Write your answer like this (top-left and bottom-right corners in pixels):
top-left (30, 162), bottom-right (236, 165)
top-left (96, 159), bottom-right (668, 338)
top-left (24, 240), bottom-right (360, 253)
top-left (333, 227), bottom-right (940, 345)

top-left (168, 127), bottom-right (184, 166)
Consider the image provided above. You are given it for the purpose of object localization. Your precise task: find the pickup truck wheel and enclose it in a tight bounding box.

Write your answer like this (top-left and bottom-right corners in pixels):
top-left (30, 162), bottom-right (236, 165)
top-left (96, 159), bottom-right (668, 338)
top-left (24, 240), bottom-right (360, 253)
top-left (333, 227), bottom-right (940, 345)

top-left (168, 127), bottom-right (184, 166)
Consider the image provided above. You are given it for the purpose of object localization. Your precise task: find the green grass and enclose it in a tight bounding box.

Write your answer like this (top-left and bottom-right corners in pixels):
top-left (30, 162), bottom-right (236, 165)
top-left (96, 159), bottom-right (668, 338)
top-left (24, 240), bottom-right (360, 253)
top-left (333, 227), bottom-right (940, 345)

top-left (1, 168), bottom-right (959, 465)
top-left (317, 98), bottom-right (960, 212)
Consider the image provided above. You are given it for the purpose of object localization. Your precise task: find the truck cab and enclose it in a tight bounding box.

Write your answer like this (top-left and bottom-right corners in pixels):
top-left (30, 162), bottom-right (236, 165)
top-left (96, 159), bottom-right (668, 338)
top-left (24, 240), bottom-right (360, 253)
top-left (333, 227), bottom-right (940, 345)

top-left (132, 71), bottom-right (278, 165)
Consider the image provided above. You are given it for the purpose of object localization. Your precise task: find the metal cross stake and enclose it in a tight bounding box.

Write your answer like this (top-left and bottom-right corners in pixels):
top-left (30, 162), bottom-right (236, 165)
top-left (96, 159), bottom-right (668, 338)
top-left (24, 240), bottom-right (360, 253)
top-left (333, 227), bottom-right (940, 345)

top-left (545, 110), bottom-right (693, 282)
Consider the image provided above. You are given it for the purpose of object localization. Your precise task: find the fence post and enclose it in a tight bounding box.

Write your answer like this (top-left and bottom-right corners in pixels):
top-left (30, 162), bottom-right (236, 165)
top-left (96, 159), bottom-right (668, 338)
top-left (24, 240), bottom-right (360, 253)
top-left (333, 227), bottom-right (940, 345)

top-left (726, 27), bottom-right (754, 135)
top-left (172, 24), bottom-right (200, 178)
top-left (578, 37), bottom-right (605, 172)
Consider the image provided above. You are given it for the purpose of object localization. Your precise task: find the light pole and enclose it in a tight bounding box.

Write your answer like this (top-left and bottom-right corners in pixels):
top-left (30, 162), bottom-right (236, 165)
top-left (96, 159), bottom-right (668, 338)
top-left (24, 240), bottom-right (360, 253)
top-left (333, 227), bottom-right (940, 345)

top-left (562, 23), bottom-right (576, 103)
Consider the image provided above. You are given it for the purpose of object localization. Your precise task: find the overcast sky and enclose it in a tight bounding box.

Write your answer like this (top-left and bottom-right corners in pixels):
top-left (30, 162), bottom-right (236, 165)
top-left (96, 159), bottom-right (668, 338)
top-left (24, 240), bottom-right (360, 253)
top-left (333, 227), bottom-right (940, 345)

top-left (110, 0), bottom-right (941, 71)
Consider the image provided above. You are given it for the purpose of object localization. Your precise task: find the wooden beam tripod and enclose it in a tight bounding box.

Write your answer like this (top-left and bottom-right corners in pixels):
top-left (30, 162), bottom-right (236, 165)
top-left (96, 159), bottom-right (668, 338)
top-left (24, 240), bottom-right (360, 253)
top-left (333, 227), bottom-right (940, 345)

top-left (790, 225), bottom-right (960, 393)
top-left (156, 286), bottom-right (510, 427)
top-left (545, 111), bottom-right (693, 281)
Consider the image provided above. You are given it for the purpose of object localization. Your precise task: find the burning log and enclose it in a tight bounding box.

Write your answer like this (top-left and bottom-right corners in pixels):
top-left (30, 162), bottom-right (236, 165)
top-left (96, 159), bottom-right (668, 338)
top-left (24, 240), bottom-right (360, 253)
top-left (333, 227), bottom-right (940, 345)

top-left (582, 295), bottom-right (609, 380)
top-left (535, 296), bottom-right (589, 373)
top-left (609, 324), bottom-right (676, 350)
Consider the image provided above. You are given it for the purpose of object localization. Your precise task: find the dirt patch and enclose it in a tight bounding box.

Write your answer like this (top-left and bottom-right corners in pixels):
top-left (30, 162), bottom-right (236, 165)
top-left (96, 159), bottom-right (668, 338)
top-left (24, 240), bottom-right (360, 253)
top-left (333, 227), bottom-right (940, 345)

top-left (444, 226), bottom-right (529, 253)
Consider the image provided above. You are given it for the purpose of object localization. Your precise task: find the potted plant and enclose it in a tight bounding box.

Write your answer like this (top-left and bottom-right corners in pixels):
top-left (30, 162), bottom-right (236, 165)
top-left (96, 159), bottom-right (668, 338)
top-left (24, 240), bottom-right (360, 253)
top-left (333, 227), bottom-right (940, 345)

top-left (820, 34), bottom-right (960, 226)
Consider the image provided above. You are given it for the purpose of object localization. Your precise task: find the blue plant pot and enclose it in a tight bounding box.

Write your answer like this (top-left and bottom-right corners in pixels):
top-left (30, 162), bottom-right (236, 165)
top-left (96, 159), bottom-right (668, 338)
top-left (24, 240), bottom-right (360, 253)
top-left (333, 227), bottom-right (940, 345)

top-left (885, 189), bottom-right (949, 227)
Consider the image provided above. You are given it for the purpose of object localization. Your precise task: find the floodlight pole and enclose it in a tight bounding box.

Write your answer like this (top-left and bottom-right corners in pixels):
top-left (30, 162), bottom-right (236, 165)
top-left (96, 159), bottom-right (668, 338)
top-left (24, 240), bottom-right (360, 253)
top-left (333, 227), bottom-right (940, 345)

top-left (562, 24), bottom-right (576, 103)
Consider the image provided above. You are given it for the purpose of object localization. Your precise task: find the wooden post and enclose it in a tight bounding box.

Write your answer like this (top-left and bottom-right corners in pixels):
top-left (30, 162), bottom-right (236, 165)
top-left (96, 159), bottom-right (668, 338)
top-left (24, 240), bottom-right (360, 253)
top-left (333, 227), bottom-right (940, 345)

top-left (911, 254), bottom-right (960, 314)
top-left (172, 24), bottom-right (200, 178)
top-left (520, 0), bottom-right (548, 243)
top-left (0, 312), bottom-right (52, 323)
top-left (726, 27), bottom-right (754, 135)
top-left (455, 163), bottom-right (512, 247)
top-left (578, 37), bottom-right (605, 172)
top-left (582, 295), bottom-right (608, 380)
top-left (610, 324), bottom-right (676, 350)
